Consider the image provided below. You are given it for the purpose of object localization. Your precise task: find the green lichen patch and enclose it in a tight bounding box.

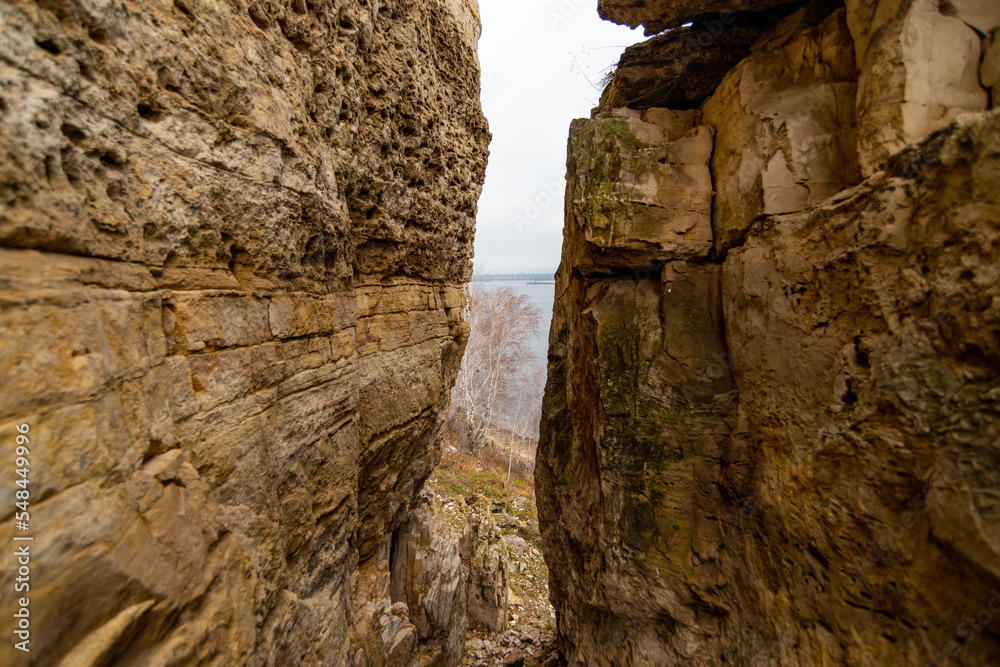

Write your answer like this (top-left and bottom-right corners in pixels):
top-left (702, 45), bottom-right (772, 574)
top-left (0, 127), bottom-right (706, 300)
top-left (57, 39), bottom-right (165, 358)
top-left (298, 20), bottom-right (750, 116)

top-left (572, 117), bottom-right (649, 248)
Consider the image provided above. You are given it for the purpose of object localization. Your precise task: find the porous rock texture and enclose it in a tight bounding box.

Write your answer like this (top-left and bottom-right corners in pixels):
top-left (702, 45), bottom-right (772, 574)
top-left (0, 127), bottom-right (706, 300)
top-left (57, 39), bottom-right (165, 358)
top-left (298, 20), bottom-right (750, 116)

top-left (0, 0), bottom-right (488, 665)
top-left (539, 0), bottom-right (1000, 665)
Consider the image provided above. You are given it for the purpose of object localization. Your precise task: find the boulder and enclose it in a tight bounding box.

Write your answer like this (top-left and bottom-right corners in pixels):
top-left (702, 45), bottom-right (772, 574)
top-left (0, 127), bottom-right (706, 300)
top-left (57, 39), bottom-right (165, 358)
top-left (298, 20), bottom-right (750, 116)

top-left (391, 490), bottom-right (468, 666)
top-left (597, 0), bottom-right (796, 34)
top-left (852, 0), bottom-right (988, 174)
top-left (566, 108), bottom-right (715, 269)
top-left (538, 1), bottom-right (1000, 663)
top-left (461, 499), bottom-right (511, 632)
top-left (599, 8), bottom-right (790, 111)
top-left (702, 5), bottom-right (861, 251)
top-left (0, 0), bottom-right (488, 664)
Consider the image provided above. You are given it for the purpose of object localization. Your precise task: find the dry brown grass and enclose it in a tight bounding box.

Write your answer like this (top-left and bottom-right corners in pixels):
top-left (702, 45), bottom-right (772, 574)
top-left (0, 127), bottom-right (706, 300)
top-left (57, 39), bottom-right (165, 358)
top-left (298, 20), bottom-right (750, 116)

top-left (434, 420), bottom-right (537, 521)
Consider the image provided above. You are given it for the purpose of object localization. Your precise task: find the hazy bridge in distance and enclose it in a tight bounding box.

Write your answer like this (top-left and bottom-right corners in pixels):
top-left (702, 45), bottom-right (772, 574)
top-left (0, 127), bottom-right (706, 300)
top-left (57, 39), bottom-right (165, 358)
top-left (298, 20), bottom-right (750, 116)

top-left (472, 271), bottom-right (556, 283)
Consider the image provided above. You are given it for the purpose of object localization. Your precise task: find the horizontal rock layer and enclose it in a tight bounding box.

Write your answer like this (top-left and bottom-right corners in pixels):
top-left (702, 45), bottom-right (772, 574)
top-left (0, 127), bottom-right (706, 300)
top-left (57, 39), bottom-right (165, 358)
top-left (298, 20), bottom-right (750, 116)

top-left (598, 0), bottom-right (797, 35)
top-left (539, 0), bottom-right (999, 664)
top-left (597, 6), bottom-right (793, 111)
top-left (0, 0), bottom-right (488, 665)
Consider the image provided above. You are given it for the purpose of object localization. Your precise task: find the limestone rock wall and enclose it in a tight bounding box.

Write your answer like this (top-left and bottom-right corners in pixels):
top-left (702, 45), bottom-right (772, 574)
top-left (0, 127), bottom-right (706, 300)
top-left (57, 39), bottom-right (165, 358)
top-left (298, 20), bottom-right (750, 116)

top-left (390, 490), bottom-right (468, 666)
top-left (538, 0), bottom-right (1000, 665)
top-left (0, 0), bottom-right (488, 665)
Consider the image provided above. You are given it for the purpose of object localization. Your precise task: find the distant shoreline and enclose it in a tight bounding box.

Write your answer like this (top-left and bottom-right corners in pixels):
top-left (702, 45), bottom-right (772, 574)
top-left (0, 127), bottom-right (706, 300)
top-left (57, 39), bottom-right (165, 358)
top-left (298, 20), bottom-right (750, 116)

top-left (472, 273), bottom-right (556, 283)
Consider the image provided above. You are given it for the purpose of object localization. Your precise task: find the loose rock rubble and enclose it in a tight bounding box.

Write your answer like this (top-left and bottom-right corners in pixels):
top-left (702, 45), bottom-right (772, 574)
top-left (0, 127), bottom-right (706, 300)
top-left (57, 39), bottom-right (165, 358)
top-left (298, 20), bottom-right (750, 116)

top-left (426, 451), bottom-right (560, 667)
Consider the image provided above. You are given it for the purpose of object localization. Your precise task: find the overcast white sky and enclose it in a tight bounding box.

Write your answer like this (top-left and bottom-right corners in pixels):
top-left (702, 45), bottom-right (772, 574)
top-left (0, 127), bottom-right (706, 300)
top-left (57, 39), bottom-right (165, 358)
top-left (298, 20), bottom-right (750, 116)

top-left (472, 0), bottom-right (644, 274)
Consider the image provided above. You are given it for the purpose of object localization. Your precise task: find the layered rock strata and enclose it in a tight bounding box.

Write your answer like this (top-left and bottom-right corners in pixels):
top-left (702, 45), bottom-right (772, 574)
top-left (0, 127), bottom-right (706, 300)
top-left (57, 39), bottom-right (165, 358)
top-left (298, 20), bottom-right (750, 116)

top-left (391, 490), bottom-right (468, 666)
top-left (539, 0), bottom-right (1000, 664)
top-left (461, 498), bottom-right (511, 633)
top-left (0, 0), bottom-right (488, 665)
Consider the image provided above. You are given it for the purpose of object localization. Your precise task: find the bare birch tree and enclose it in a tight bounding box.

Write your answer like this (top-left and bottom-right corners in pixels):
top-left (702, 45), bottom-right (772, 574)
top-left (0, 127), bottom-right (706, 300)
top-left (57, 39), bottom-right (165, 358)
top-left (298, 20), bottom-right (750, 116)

top-left (506, 365), bottom-right (544, 488)
top-left (453, 283), bottom-right (543, 453)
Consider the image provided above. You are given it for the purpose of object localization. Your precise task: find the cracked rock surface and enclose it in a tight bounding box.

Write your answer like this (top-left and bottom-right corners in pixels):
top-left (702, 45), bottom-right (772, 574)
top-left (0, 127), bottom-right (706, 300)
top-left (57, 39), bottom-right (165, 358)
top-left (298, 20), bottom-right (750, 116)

top-left (539, 0), bottom-right (999, 664)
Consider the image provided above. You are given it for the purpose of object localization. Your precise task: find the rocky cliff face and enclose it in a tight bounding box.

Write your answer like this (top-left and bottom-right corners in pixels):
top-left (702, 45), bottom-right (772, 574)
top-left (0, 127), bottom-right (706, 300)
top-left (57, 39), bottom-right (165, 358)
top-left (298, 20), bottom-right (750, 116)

top-left (0, 0), bottom-right (488, 664)
top-left (539, 0), bottom-right (1000, 664)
